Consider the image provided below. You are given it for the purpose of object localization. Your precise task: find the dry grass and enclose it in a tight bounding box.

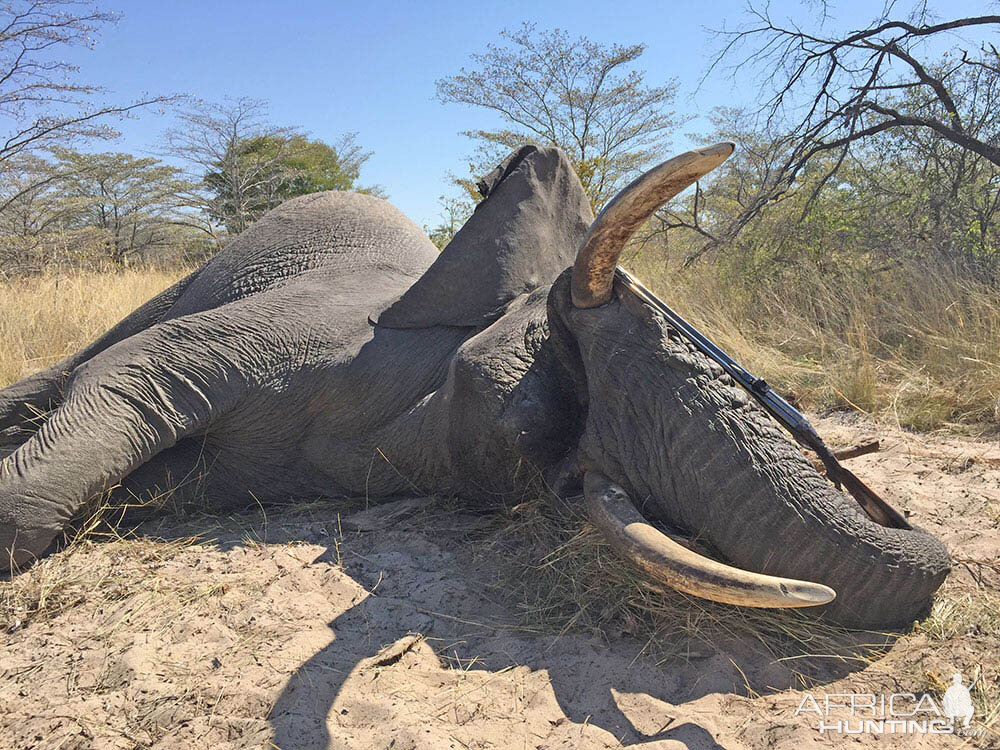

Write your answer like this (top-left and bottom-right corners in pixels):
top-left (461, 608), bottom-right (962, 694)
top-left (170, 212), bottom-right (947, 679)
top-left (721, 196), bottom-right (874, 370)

top-left (0, 535), bottom-right (200, 636)
top-left (627, 256), bottom-right (1000, 433)
top-left (487, 487), bottom-right (1000, 738)
top-left (492, 492), bottom-right (890, 676)
top-left (0, 266), bottom-right (187, 388)
top-left (0, 481), bottom-right (207, 637)
top-left (2, 260), bottom-right (997, 433)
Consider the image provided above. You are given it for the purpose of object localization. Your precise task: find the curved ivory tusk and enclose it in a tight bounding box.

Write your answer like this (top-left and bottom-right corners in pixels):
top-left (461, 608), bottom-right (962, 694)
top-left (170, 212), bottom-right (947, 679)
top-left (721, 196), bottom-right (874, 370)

top-left (571, 142), bottom-right (736, 308)
top-left (583, 471), bottom-right (836, 609)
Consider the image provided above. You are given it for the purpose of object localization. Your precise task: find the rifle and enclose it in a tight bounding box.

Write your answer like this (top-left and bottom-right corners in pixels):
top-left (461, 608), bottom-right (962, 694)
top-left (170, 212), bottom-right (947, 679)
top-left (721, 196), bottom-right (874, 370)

top-left (614, 267), bottom-right (910, 530)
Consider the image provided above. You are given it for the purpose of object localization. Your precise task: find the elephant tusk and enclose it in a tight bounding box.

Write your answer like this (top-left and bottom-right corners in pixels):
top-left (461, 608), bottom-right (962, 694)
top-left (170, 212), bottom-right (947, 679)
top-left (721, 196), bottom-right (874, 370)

top-left (571, 142), bottom-right (735, 309)
top-left (583, 471), bottom-right (836, 609)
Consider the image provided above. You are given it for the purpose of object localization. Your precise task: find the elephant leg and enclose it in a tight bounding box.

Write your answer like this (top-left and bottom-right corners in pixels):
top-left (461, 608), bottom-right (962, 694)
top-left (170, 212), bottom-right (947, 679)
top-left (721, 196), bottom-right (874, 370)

top-left (0, 309), bottom-right (257, 571)
top-left (107, 436), bottom-right (282, 538)
top-left (0, 362), bottom-right (72, 434)
top-left (111, 437), bottom-right (217, 517)
top-left (0, 269), bottom-right (200, 434)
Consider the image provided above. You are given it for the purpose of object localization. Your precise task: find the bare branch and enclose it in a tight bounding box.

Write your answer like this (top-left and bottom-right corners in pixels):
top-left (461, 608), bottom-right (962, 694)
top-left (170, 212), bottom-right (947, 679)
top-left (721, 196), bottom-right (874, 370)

top-left (695, 3), bottom-right (1000, 252)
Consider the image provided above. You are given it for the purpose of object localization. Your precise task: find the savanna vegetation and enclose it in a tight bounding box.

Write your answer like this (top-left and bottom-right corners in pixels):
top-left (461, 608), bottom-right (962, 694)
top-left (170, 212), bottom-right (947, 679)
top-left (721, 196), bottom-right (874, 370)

top-left (0, 2), bottom-right (377, 275)
top-left (431, 12), bottom-right (1000, 433)
top-left (1, 2), bottom-right (997, 435)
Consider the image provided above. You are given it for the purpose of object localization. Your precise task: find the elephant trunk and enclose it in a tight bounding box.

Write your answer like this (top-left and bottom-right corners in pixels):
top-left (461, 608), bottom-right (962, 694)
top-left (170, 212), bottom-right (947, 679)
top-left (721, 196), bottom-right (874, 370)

top-left (0, 383), bottom-right (172, 567)
top-left (562, 141), bottom-right (949, 628)
top-left (583, 393), bottom-right (951, 628)
top-left (678, 441), bottom-right (951, 627)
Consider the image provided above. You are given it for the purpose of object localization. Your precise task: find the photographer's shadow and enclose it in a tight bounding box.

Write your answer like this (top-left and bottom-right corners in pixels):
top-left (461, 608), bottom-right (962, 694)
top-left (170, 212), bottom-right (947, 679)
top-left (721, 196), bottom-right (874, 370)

top-left (229, 499), bottom-right (893, 749)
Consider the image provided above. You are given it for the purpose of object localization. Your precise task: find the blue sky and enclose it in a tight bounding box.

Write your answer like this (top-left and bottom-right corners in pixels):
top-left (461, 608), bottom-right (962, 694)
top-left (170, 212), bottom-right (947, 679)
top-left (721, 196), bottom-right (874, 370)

top-left (59, 0), bottom-right (988, 227)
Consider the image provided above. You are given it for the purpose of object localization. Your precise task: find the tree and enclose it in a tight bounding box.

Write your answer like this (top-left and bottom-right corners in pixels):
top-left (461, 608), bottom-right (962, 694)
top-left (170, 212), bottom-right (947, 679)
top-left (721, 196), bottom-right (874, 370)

top-left (436, 23), bottom-right (683, 209)
top-left (642, 102), bottom-right (1000, 286)
top-left (165, 98), bottom-right (379, 236)
top-left (0, 154), bottom-right (81, 271)
top-left (645, 107), bottom-right (803, 268)
top-left (279, 134), bottom-right (380, 197)
top-left (0, 1), bottom-right (174, 215)
top-left (216, 132), bottom-right (383, 208)
top-left (705, 3), bottom-right (1000, 232)
top-left (0, 149), bottom-right (202, 273)
top-left (424, 195), bottom-right (472, 250)
top-left (50, 148), bottom-right (191, 264)
top-left (164, 98), bottom-right (302, 236)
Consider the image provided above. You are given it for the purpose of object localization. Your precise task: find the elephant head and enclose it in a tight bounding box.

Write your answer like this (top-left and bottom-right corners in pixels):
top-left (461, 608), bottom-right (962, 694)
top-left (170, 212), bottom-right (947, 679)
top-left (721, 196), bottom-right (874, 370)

top-left (545, 143), bottom-right (950, 628)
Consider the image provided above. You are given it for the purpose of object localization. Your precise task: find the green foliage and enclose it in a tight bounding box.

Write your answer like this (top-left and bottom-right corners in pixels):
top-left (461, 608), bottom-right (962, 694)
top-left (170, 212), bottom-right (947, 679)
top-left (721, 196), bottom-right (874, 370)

top-left (166, 99), bottom-right (381, 237)
top-left (652, 93), bottom-right (1000, 291)
top-left (280, 137), bottom-right (368, 196)
top-left (630, 71), bottom-right (1000, 430)
top-left (202, 132), bottom-right (380, 234)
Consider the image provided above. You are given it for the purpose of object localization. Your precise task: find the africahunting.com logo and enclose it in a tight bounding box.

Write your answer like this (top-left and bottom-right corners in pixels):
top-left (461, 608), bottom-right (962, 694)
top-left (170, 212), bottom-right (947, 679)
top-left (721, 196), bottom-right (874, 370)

top-left (794, 670), bottom-right (984, 737)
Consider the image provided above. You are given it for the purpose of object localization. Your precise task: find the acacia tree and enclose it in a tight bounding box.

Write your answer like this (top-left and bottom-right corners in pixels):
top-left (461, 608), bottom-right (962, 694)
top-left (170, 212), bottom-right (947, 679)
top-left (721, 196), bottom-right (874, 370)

top-left (0, 1), bottom-right (174, 215)
top-left (0, 155), bottom-right (78, 270)
top-left (436, 23), bottom-right (683, 210)
top-left (164, 98), bottom-right (303, 236)
top-left (50, 148), bottom-right (190, 264)
top-left (0, 150), bottom-right (198, 272)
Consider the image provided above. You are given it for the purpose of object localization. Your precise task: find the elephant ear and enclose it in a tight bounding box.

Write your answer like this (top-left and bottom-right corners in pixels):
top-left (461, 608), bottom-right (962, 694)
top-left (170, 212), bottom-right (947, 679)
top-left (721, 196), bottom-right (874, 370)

top-left (376, 145), bottom-right (594, 329)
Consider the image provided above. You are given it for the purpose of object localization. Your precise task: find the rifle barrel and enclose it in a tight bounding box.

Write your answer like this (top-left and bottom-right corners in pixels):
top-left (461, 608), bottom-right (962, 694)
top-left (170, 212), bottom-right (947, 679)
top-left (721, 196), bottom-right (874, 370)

top-left (613, 267), bottom-right (910, 530)
top-left (615, 268), bottom-right (809, 435)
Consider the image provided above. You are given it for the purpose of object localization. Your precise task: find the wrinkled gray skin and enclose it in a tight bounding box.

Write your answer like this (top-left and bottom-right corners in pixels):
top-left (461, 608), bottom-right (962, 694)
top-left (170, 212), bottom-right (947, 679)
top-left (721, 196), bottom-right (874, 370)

top-left (0, 146), bottom-right (949, 628)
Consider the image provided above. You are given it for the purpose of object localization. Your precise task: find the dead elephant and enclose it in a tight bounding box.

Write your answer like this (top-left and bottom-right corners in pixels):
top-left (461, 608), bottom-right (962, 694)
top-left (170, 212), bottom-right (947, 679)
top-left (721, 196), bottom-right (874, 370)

top-left (0, 143), bottom-right (950, 628)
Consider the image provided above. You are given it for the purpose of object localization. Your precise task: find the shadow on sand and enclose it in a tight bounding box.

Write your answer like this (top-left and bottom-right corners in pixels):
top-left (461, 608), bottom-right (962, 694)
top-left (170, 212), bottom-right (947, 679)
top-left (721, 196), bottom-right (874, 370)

top-left (133, 497), bottom-right (896, 749)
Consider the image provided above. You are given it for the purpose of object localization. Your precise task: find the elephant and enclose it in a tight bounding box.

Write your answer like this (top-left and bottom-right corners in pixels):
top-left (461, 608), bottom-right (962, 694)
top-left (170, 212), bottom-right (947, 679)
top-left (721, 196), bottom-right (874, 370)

top-left (0, 142), bottom-right (949, 628)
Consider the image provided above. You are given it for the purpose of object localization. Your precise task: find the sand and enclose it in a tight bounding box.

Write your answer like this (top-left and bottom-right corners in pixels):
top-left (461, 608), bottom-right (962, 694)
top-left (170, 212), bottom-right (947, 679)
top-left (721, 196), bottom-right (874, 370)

top-left (1, 414), bottom-right (997, 749)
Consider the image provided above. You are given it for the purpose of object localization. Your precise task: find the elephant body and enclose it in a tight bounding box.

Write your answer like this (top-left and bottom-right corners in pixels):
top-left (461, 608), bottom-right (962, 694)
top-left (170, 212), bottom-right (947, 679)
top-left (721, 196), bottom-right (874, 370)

top-left (0, 145), bottom-right (950, 628)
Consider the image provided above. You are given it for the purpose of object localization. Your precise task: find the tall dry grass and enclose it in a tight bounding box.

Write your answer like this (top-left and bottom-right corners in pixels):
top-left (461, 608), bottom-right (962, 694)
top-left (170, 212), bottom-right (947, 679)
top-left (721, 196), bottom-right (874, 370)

top-left (1, 260), bottom-right (998, 432)
top-left (0, 267), bottom-right (186, 388)
top-left (627, 256), bottom-right (1000, 433)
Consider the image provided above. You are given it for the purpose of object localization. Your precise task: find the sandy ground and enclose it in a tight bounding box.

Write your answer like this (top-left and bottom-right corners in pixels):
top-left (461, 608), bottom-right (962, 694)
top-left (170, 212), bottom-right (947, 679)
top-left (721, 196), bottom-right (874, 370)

top-left (1, 414), bottom-right (998, 749)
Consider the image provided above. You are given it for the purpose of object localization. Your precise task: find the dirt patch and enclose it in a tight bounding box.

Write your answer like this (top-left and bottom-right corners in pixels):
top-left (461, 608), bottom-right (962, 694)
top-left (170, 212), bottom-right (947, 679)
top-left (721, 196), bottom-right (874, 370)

top-left (1, 415), bottom-right (998, 749)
